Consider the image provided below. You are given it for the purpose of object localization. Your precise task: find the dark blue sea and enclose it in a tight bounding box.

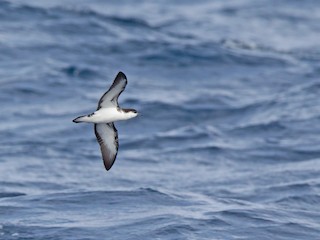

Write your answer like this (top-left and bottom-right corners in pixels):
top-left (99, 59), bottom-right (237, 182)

top-left (1, 0), bottom-right (320, 239)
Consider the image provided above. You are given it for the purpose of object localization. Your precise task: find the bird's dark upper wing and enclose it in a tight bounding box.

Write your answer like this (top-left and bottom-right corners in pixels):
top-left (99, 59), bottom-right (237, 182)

top-left (97, 72), bottom-right (127, 109)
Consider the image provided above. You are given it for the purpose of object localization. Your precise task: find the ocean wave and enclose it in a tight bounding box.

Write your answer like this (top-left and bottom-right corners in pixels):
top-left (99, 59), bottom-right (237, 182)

top-left (61, 65), bottom-right (99, 78)
top-left (0, 192), bottom-right (25, 199)
top-left (155, 125), bottom-right (220, 140)
top-left (18, 188), bottom-right (189, 208)
top-left (3, 3), bottom-right (152, 29)
top-left (275, 194), bottom-right (320, 208)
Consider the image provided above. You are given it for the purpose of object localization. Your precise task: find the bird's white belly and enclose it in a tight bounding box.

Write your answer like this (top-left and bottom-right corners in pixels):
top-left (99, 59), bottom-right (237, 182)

top-left (87, 108), bottom-right (126, 123)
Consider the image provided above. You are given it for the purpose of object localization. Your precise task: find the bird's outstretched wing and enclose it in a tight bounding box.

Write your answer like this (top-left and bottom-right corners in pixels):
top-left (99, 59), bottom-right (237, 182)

top-left (97, 72), bottom-right (127, 109)
top-left (94, 123), bottom-right (119, 171)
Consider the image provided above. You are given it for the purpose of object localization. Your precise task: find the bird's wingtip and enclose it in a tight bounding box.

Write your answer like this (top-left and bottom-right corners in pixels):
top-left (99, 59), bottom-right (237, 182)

top-left (117, 71), bottom-right (127, 79)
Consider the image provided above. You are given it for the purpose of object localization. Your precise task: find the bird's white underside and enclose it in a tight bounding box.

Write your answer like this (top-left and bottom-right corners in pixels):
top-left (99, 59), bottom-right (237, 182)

top-left (77, 108), bottom-right (136, 124)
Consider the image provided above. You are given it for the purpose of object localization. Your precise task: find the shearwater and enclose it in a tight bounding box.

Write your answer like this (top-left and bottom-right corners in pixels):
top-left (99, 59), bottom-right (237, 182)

top-left (73, 72), bottom-right (138, 171)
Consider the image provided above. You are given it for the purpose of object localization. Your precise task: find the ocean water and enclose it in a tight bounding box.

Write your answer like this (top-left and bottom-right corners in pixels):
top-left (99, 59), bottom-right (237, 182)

top-left (1, 0), bottom-right (320, 239)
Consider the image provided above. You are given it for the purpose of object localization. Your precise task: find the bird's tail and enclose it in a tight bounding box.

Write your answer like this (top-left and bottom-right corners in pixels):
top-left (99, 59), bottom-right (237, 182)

top-left (73, 115), bottom-right (87, 123)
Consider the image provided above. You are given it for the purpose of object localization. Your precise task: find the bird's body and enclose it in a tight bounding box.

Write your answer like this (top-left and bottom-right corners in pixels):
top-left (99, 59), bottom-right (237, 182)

top-left (73, 72), bottom-right (138, 171)
top-left (73, 107), bottom-right (137, 124)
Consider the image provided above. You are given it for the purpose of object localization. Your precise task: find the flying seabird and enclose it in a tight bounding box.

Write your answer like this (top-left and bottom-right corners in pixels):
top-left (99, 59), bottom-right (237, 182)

top-left (73, 72), bottom-right (138, 171)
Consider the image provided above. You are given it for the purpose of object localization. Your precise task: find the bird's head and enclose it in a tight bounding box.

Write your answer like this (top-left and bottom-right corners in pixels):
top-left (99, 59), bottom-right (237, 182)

top-left (123, 108), bottom-right (138, 119)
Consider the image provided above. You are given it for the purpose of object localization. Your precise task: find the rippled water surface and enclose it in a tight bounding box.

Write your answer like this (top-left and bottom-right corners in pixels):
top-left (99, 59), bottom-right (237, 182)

top-left (1, 0), bottom-right (320, 239)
